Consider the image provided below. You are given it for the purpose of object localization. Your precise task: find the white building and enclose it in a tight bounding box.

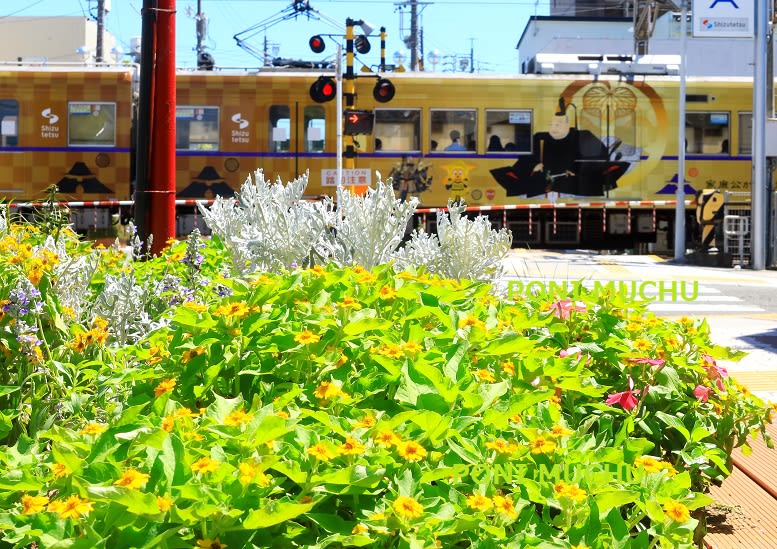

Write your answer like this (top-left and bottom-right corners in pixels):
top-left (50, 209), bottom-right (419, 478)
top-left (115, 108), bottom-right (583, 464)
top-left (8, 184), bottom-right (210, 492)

top-left (0, 16), bottom-right (119, 64)
top-left (517, 12), bottom-right (765, 76)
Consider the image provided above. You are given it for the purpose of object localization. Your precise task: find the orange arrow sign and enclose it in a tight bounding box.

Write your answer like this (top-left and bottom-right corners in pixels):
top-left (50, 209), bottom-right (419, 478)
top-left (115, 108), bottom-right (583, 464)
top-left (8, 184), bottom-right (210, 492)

top-left (347, 113), bottom-right (360, 123)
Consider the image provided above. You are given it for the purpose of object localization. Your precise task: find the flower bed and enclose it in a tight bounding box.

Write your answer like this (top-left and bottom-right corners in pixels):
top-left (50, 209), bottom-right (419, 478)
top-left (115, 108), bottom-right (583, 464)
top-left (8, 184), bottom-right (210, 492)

top-left (0, 177), bottom-right (772, 548)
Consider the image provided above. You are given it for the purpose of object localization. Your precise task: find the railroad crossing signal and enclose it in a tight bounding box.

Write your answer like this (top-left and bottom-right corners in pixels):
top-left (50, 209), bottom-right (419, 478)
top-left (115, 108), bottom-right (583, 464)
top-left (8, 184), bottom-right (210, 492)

top-left (373, 78), bottom-right (395, 102)
top-left (310, 76), bottom-right (336, 102)
top-left (309, 35), bottom-right (326, 53)
top-left (344, 110), bottom-right (374, 134)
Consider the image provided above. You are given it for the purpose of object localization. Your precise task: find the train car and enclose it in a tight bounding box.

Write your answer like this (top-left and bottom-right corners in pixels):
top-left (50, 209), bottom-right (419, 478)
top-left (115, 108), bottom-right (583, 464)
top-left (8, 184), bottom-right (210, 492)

top-left (0, 63), bottom-right (757, 250)
top-left (0, 64), bottom-right (136, 230)
top-left (173, 69), bottom-right (754, 249)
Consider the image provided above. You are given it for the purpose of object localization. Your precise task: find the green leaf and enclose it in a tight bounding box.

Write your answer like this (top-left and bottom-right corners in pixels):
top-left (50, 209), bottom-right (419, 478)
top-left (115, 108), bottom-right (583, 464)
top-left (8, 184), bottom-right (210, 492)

top-left (244, 499), bottom-right (318, 528)
top-left (594, 490), bottom-right (639, 514)
top-left (655, 411), bottom-right (690, 441)
top-left (343, 318), bottom-right (392, 336)
top-left (88, 485), bottom-right (159, 515)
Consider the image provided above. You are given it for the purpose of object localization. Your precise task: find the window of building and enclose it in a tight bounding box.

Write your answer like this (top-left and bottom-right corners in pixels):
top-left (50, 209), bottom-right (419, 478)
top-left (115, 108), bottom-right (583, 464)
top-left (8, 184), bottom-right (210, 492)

top-left (176, 106), bottom-right (219, 151)
top-left (68, 102), bottom-right (116, 146)
top-left (485, 110), bottom-right (532, 153)
top-left (431, 109), bottom-right (476, 152)
top-left (269, 105), bottom-right (290, 153)
top-left (738, 112), bottom-right (752, 155)
top-left (373, 109), bottom-right (420, 152)
top-left (304, 106), bottom-right (326, 153)
top-left (685, 112), bottom-right (730, 154)
top-left (0, 99), bottom-right (18, 147)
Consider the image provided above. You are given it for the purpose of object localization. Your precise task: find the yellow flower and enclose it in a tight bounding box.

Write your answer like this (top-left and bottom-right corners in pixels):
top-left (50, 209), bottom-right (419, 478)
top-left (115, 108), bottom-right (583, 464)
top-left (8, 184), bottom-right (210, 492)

top-left (397, 440), bottom-right (427, 462)
top-left (375, 430), bottom-right (400, 448)
top-left (47, 495), bottom-right (93, 519)
top-left (196, 539), bottom-right (227, 549)
top-left (157, 495), bottom-right (173, 512)
top-left (459, 315), bottom-right (485, 330)
top-left (634, 455), bottom-right (663, 473)
top-left (181, 346), bottom-right (206, 363)
top-left (191, 457), bottom-right (220, 474)
top-left (530, 435), bottom-right (556, 454)
top-left (379, 286), bottom-right (397, 299)
top-left (571, 545), bottom-right (590, 549)
top-left (308, 443), bottom-right (335, 462)
top-left (238, 461), bottom-right (258, 485)
top-left (21, 494), bottom-right (49, 515)
top-left (501, 360), bottom-right (516, 376)
top-left (392, 495), bottom-right (424, 519)
top-left (474, 369), bottom-right (496, 382)
top-left (356, 272), bottom-right (377, 284)
top-left (214, 301), bottom-right (250, 319)
top-left (182, 301), bottom-right (208, 313)
top-left (485, 438), bottom-right (519, 455)
top-left (154, 378), bottom-right (177, 398)
top-left (352, 523), bottom-right (369, 534)
top-left (51, 463), bottom-right (71, 478)
top-left (161, 415), bottom-right (175, 432)
top-left (492, 495), bottom-right (517, 518)
top-left (314, 381), bottom-right (345, 400)
top-left (466, 494), bottom-right (493, 511)
top-left (223, 409), bottom-right (253, 426)
top-left (309, 265), bottom-right (327, 276)
top-left (338, 296), bottom-right (361, 309)
top-left (354, 415), bottom-right (375, 428)
top-left (663, 499), bottom-right (691, 522)
top-left (295, 330), bottom-right (321, 345)
top-left (554, 481), bottom-right (587, 502)
top-left (339, 437), bottom-right (366, 456)
top-left (79, 422), bottom-right (107, 436)
top-left (114, 468), bottom-right (150, 489)
top-left (401, 341), bottom-right (422, 355)
top-left (634, 338), bottom-right (652, 351)
top-left (549, 424), bottom-right (574, 438)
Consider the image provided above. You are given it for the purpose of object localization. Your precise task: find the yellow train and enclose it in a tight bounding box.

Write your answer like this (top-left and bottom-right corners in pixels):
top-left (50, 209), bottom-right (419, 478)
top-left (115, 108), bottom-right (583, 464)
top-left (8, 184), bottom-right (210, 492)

top-left (0, 63), bottom-right (757, 248)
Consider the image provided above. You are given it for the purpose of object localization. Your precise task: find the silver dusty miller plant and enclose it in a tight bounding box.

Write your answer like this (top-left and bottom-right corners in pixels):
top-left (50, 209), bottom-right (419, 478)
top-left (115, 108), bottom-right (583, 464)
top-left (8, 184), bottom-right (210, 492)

top-left (198, 170), bottom-right (332, 273)
top-left (317, 182), bottom-right (418, 269)
top-left (393, 201), bottom-right (512, 282)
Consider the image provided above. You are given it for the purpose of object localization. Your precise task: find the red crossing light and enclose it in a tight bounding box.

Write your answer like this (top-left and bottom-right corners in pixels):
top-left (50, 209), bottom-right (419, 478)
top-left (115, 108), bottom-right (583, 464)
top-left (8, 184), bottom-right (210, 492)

top-left (373, 78), bottom-right (395, 103)
top-left (344, 110), bottom-right (374, 135)
top-left (310, 76), bottom-right (336, 103)
top-left (309, 35), bottom-right (326, 53)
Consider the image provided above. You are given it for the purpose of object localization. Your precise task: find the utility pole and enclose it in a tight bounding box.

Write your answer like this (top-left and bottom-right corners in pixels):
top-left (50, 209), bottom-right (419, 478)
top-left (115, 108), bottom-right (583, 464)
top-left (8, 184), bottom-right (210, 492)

top-left (196, 0), bottom-right (205, 61)
top-left (469, 38), bottom-right (474, 73)
top-left (96, 0), bottom-right (105, 62)
top-left (409, 0), bottom-right (418, 70)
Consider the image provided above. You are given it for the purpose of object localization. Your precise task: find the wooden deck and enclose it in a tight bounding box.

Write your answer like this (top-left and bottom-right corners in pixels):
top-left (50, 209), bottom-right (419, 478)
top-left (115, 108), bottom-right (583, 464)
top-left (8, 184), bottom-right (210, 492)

top-left (705, 420), bottom-right (777, 548)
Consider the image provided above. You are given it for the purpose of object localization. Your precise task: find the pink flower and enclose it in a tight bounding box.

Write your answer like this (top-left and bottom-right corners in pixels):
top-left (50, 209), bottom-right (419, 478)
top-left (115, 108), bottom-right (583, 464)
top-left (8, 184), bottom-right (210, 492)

top-left (627, 357), bottom-right (665, 367)
top-left (605, 376), bottom-right (640, 411)
top-left (559, 346), bottom-right (582, 359)
top-left (702, 354), bottom-right (728, 390)
top-left (550, 299), bottom-right (587, 320)
top-left (693, 384), bottom-right (712, 402)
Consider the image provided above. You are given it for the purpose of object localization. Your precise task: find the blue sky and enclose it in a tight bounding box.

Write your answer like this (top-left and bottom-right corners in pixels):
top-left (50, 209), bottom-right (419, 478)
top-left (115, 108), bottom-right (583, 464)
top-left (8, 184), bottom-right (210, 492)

top-left (4, 0), bottom-right (549, 72)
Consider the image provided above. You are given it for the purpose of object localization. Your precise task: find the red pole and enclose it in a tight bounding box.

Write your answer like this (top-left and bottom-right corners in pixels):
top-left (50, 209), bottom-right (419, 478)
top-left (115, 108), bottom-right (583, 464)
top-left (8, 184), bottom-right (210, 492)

top-left (149, 0), bottom-right (176, 254)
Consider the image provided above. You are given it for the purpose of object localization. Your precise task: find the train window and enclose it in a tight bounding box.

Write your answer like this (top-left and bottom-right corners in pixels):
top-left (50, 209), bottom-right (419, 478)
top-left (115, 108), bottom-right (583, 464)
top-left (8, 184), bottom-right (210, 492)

top-left (485, 110), bottom-right (532, 153)
top-left (270, 105), bottom-right (290, 153)
top-left (304, 106), bottom-right (325, 153)
top-left (176, 106), bottom-right (219, 151)
top-left (373, 109), bottom-right (420, 152)
top-left (431, 110), bottom-right (476, 152)
top-left (68, 102), bottom-right (116, 147)
top-left (0, 99), bottom-right (18, 147)
top-left (685, 112), bottom-right (730, 155)
top-left (738, 112), bottom-right (752, 155)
